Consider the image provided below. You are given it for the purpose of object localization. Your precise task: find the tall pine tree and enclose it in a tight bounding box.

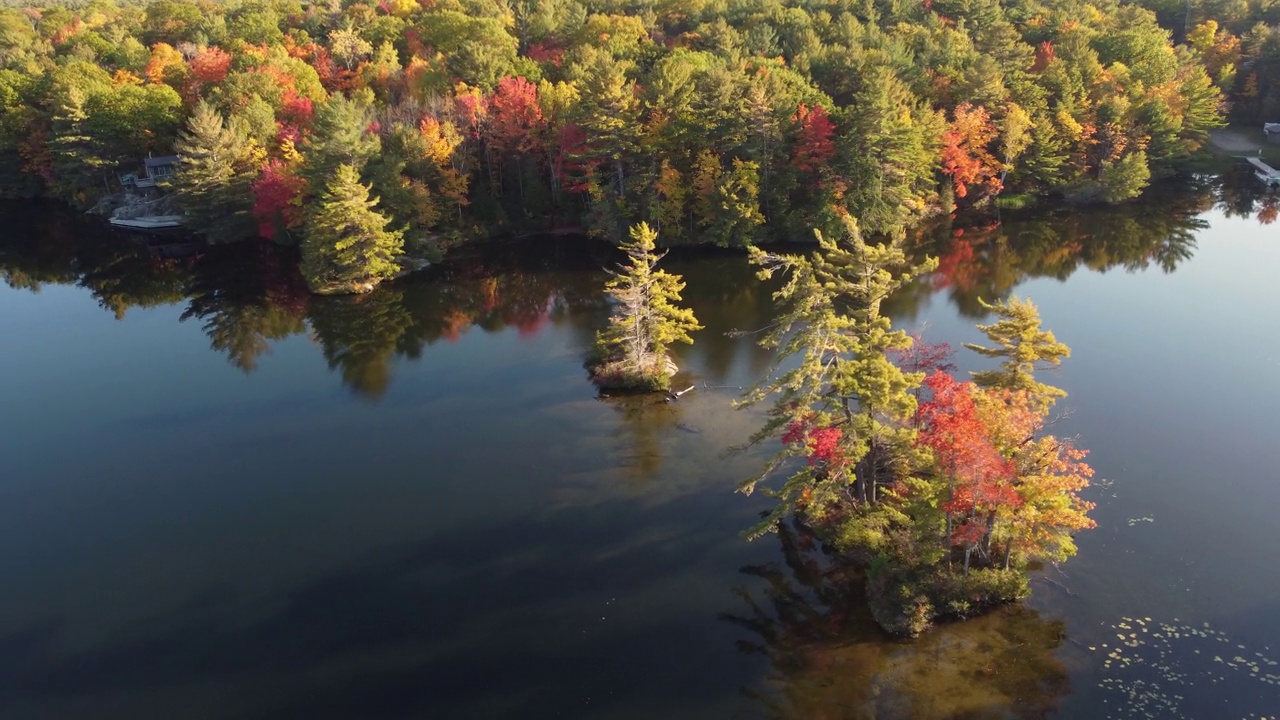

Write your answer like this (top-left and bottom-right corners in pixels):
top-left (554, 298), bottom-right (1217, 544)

top-left (591, 222), bottom-right (701, 391)
top-left (170, 101), bottom-right (261, 244)
top-left (740, 215), bottom-right (938, 539)
top-left (49, 86), bottom-right (111, 207)
top-left (966, 296), bottom-right (1070, 411)
top-left (301, 163), bottom-right (404, 295)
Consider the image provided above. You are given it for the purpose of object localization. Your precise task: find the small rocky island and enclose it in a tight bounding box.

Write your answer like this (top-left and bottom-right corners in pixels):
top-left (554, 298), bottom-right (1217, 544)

top-left (588, 222), bottom-right (701, 392)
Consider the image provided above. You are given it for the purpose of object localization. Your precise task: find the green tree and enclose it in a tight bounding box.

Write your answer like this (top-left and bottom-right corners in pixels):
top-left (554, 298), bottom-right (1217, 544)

top-left (170, 101), bottom-right (261, 244)
top-left (575, 51), bottom-right (641, 240)
top-left (302, 93), bottom-right (380, 186)
top-left (301, 163), bottom-right (404, 294)
top-left (842, 65), bottom-right (943, 234)
top-left (965, 296), bottom-right (1070, 411)
top-left (704, 158), bottom-right (765, 247)
top-left (740, 215), bottom-right (938, 539)
top-left (49, 86), bottom-right (111, 206)
top-left (1098, 150), bottom-right (1152, 203)
top-left (591, 222), bottom-right (702, 391)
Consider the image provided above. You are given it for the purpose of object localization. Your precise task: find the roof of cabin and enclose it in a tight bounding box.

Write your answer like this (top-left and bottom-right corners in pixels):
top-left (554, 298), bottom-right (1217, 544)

top-left (145, 156), bottom-right (179, 168)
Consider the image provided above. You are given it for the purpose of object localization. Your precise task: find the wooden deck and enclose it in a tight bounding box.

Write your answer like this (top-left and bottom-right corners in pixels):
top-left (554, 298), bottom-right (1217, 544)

top-left (1246, 157), bottom-right (1280, 187)
top-left (109, 215), bottom-right (184, 230)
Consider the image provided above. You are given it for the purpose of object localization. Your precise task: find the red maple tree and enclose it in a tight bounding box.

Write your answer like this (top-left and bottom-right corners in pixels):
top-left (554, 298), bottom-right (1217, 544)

top-left (487, 76), bottom-right (543, 156)
top-left (791, 103), bottom-right (835, 173)
top-left (251, 161), bottom-right (305, 240)
top-left (940, 103), bottom-right (1002, 202)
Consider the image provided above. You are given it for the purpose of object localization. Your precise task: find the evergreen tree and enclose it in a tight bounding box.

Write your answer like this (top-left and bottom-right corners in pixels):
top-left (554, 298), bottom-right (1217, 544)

top-left (49, 86), bottom-right (111, 206)
top-left (842, 66), bottom-right (943, 234)
top-left (170, 101), bottom-right (261, 244)
top-left (1097, 150), bottom-right (1152, 203)
top-left (575, 52), bottom-right (641, 241)
top-left (965, 296), bottom-right (1071, 411)
top-left (706, 159), bottom-right (765, 248)
top-left (302, 93), bottom-right (380, 187)
top-left (591, 222), bottom-right (701, 391)
top-left (740, 215), bottom-right (938, 539)
top-left (301, 163), bottom-right (404, 295)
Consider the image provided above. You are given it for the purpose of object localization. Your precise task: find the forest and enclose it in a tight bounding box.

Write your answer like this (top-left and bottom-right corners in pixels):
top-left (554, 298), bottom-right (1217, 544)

top-left (0, 0), bottom-right (1234, 292)
top-left (0, 0), bottom-right (1266, 634)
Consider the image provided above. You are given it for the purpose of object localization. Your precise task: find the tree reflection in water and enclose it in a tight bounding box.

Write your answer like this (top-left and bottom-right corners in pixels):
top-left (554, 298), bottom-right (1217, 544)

top-left (722, 520), bottom-right (1071, 720)
top-left (904, 179), bottom-right (1215, 318)
top-left (181, 242), bottom-right (310, 372)
top-left (1215, 161), bottom-right (1280, 224)
top-left (596, 393), bottom-right (685, 485)
top-left (0, 174), bottom-right (1264, 400)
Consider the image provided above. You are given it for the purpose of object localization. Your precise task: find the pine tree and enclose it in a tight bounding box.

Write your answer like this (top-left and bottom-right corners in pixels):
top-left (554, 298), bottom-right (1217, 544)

top-left (591, 222), bottom-right (701, 391)
top-left (49, 86), bottom-right (111, 206)
top-left (170, 101), bottom-right (260, 244)
top-left (740, 215), bottom-right (938, 539)
top-left (842, 66), bottom-right (943, 234)
top-left (965, 296), bottom-right (1070, 411)
top-left (301, 163), bottom-right (404, 295)
top-left (575, 52), bottom-right (641, 241)
top-left (302, 94), bottom-right (380, 187)
top-left (706, 159), bottom-right (765, 248)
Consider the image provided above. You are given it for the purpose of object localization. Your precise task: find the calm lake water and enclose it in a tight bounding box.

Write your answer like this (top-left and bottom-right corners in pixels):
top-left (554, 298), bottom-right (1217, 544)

top-left (1, 170), bottom-right (1279, 719)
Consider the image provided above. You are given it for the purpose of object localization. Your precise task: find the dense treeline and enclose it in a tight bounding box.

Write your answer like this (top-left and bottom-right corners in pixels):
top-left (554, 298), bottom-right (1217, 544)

top-left (0, 0), bottom-right (1224, 286)
top-left (1133, 0), bottom-right (1280, 122)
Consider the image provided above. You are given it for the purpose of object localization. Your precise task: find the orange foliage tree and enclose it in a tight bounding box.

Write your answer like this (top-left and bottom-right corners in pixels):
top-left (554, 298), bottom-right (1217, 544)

top-left (940, 102), bottom-right (1001, 203)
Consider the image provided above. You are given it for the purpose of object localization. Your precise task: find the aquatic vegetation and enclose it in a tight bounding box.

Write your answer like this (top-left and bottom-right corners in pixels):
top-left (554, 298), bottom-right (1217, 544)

top-left (1094, 616), bottom-right (1280, 718)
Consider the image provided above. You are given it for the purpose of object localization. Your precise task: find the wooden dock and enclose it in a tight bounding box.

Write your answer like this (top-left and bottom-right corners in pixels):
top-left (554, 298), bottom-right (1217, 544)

top-left (1247, 156), bottom-right (1280, 187)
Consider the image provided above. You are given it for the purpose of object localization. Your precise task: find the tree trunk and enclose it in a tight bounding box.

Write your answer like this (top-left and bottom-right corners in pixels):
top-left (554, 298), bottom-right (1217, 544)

top-left (516, 157), bottom-right (525, 207)
top-left (983, 511), bottom-right (997, 557)
top-left (868, 446), bottom-right (878, 505)
top-left (945, 473), bottom-right (954, 560)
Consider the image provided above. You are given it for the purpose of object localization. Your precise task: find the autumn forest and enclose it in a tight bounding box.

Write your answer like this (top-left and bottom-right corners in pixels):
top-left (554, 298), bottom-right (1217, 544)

top-left (0, 0), bottom-right (1241, 288)
top-left (0, 0), bottom-right (1273, 639)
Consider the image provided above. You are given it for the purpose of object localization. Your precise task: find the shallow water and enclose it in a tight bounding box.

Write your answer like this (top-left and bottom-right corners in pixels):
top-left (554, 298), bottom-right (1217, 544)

top-left (1, 171), bottom-right (1278, 719)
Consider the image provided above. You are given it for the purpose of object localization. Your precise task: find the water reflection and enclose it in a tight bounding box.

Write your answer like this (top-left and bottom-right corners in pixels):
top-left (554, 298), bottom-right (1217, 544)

top-left (724, 520), bottom-right (1070, 719)
top-left (0, 206), bottom-right (193, 318)
top-left (905, 181), bottom-right (1215, 318)
top-left (601, 394), bottom-right (685, 484)
top-left (2, 169), bottom-right (1279, 718)
top-left (180, 244), bottom-right (310, 372)
top-left (0, 167), bottom-right (1266, 397)
top-left (1215, 163), bottom-right (1280, 224)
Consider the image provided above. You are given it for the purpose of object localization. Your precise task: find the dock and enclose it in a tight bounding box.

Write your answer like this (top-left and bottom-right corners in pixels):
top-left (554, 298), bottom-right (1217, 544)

top-left (109, 215), bottom-right (184, 230)
top-left (1246, 156), bottom-right (1280, 188)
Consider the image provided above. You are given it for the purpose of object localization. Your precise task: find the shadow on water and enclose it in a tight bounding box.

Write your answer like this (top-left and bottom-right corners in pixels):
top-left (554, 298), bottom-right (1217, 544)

top-left (0, 506), bottom-right (738, 719)
top-left (724, 521), bottom-right (1071, 720)
top-left (596, 393), bottom-right (686, 485)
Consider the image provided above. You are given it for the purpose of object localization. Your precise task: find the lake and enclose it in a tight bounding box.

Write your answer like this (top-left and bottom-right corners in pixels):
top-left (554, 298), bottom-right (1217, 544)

top-left (1, 169), bottom-right (1279, 719)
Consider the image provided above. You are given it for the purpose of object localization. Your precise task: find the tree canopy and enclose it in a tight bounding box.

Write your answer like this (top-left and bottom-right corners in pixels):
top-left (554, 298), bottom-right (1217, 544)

top-left (0, 0), bottom-right (1225, 261)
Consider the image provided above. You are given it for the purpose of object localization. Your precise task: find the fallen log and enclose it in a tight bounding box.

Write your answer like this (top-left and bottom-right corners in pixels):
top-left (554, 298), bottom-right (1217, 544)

top-left (666, 385), bottom-right (695, 401)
